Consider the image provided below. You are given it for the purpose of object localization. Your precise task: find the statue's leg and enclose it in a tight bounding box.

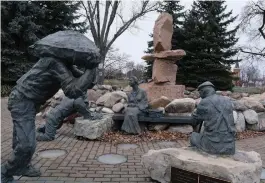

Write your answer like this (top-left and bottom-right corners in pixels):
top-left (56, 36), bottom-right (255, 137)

top-left (73, 97), bottom-right (91, 119)
top-left (36, 97), bottom-right (75, 141)
top-left (2, 91), bottom-right (40, 183)
top-left (121, 107), bottom-right (141, 134)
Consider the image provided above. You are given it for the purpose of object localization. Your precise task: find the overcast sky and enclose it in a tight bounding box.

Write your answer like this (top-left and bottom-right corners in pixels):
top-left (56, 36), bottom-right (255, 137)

top-left (84, 0), bottom-right (265, 74)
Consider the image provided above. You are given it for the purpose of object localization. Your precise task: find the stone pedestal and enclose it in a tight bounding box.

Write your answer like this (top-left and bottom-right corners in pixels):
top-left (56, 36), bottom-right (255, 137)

top-left (142, 147), bottom-right (262, 183)
top-left (140, 82), bottom-right (185, 102)
top-left (152, 59), bottom-right (178, 83)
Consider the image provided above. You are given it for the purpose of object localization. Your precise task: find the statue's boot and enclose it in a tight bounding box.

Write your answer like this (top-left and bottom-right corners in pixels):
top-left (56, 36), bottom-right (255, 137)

top-left (1, 166), bottom-right (15, 183)
top-left (16, 164), bottom-right (41, 177)
top-left (36, 132), bottom-right (54, 141)
top-left (36, 124), bottom-right (46, 133)
top-left (73, 98), bottom-right (91, 119)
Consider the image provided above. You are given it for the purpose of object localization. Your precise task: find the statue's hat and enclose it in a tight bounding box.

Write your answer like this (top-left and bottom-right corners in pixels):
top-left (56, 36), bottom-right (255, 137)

top-left (197, 81), bottom-right (215, 90)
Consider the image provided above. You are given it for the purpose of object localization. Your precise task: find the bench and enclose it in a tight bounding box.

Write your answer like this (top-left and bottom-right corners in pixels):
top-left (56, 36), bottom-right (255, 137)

top-left (112, 114), bottom-right (203, 132)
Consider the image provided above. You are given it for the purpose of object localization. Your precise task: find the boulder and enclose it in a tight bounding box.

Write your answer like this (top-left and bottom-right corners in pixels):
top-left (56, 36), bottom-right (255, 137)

top-left (98, 85), bottom-right (112, 91)
top-left (243, 109), bottom-right (258, 125)
top-left (112, 103), bottom-right (124, 113)
top-left (247, 112), bottom-right (265, 132)
top-left (123, 85), bottom-right (132, 93)
top-left (95, 107), bottom-right (102, 112)
top-left (242, 97), bottom-right (265, 112)
top-left (232, 100), bottom-right (248, 111)
top-left (96, 91), bottom-right (128, 108)
top-left (230, 92), bottom-right (242, 100)
top-left (189, 91), bottom-right (200, 99)
top-left (186, 87), bottom-right (196, 92)
top-left (235, 112), bottom-right (246, 132)
top-left (165, 98), bottom-right (196, 113)
top-left (142, 147), bottom-right (262, 183)
top-left (149, 96), bottom-right (171, 109)
top-left (167, 125), bottom-right (193, 134)
top-left (96, 92), bottom-right (112, 106)
top-left (148, 124), bottom-right (170, 131)
top-left (87, 89), bottom-right (102, 102)
top-left (74, 115), bottom-right (114, 139)
top-left (241, 93), bottom-right (249, 97)
top-left (102, 107), bottom-right (114, 114)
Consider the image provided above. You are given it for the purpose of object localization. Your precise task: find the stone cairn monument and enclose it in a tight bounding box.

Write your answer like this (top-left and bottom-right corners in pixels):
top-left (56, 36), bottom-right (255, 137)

top-left (140, 13), bottom-right (186, 102)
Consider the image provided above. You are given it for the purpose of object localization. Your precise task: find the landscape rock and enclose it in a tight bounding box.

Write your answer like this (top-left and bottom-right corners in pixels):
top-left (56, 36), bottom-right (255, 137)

top-left (96, 91), bottom-right (128, 108)
top-left (142, 147), bottom-right (262, 183)
top-left (102, 107), bottom-right (114, 114)
top-left (98, 85), bottom-right (112, 91)
top-left (235, 112), bottom-right (246, 132)
top-left (123, 85), bottom-right (132, 93)
top-left (232, 100), bottom-right (248, 111)
top-left (241, 93), bottom-right (249, 97)
top-left (148, 124), bottom-right (170, 131)
top-left (165, 98), bottom-right (196, 113)
top-left (242, 97), bottom-right (265, 112)
top-left (167, 125), bottom-right (193, 134)
top-left (243, 109), bottom-right (258, 124)
top-left (89, 108), bottom-right (96, 112)
top-left (87, 89), bottom-right (102, 102)
top-left (149, 96), bottom-right (171, 109)
top-left (186, 87), bottom-right (196, 92)
top-left (247, 112), bottom-right (265, 132)
top-left (74, 115), bottom-right (114, 139)
top-left (230, 92), bottom-right (242, 100)
top-left (112, 103), bottom-right (124, 113)
top-left (95, 107), bottom-right (102, 112)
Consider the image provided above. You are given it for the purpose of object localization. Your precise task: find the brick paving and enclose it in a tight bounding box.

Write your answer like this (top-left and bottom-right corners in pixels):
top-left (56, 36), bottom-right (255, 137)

top-left (1, 98), bottom-right (265, 183)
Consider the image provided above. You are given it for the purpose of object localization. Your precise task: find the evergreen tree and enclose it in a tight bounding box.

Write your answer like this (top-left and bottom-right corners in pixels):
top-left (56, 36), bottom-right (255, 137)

top-left (176, 1), bottom-right (241, 90)
top-left (144, 1), bottom-right (185, 79)
top-left (1, 1), bottom-right (87, 93)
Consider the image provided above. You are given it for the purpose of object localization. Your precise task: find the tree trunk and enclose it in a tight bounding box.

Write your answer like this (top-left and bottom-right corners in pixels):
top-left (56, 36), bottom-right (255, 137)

top-left (96, 55), bottom-right (106, 85)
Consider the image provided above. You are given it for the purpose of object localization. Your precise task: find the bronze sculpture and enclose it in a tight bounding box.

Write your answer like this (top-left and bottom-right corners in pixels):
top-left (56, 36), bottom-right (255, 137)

top-left (190, 81), bottom-right (236, 155)
top-left (1, 31), bottom-right (100, 183)
top-left (121, 76), bottom-right (148, 134)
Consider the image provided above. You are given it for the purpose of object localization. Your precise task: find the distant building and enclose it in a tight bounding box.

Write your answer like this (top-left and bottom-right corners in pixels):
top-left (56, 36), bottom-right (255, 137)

top-left (231, 62), bottom-right (241, 86)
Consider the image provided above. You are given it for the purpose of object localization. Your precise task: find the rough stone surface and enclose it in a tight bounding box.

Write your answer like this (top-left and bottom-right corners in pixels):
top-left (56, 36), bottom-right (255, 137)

top-left (87, 89), bottom-right (102, 102)
top-left (230, 93), bottom-right (242, 100)
top-left (112, 103), bottom-right (124, 113)
top-left (74, 115), bottom-right (114, 139)
top-left (152, 59), bottom-right (178, 84)
top-left (149, 96), bottom-right (171, 109)
top-left (96, 91), bottom-right (127, 108)
top-left (153, 13), bottom-right (173, 52)
top-left (233, 100), bottom-right (248, 111)
top-left (243, 109), bottom-right (259, 124)
top-left (140, 82), bottom-right (185, 102)
top-left (242, 97), bottom-right (265, 112)
top-left (247, 112), bottom-right (265, 132)
top-left (165, 98), bottom-right (196, 113)
top-left (142, 147), bottom-right (262, 183)
top-left (142, 50), bottom-right (185, 61)
top-left (167, 125), bottom-right (193, 134)
top-left (102, 107), bottom-right (114, 114)
top-left (148, 124), bottom-right (170, 131)
top-left (235, 112), bottom-right (246, 132)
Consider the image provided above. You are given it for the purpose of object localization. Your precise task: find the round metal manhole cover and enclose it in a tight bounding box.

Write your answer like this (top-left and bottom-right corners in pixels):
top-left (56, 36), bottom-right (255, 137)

top-left (97, 154), bottom-right (127, 164)
top-left (261, 168), bottom-right (265, 180)
top-left (117, 143), bottom-right (139, 150)
top-left (37, 149), bottom-right (67, 158)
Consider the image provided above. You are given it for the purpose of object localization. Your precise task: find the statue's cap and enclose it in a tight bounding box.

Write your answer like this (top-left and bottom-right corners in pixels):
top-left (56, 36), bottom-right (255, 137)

top-left (197, 81), bottom-right (215, 90)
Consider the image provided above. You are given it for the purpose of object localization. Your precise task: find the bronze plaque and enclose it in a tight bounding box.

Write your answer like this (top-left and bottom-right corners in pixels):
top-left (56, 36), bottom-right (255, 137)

top-left (171, 167), bottom-right (231, 183)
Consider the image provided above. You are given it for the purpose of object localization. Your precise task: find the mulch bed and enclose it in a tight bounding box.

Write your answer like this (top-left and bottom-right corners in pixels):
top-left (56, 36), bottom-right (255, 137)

top-left (95, 130), bottom-right (265, 145)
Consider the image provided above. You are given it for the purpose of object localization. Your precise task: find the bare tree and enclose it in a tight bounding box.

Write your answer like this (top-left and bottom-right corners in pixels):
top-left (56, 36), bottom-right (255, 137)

top-left (104, 46), bottom-right (131, 79)
top-left (239, 0), bottom-right (265, 59)
top-left (241, 64), bottom-right (261, 86)
top-left (80, 1), bottom-right (158, 84)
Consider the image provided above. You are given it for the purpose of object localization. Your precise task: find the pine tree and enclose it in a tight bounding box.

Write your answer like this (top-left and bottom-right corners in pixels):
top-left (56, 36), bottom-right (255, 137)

top-left (176, 1), bottom-right (241, 90)
top-left (1, 1), bottom-right (87, 94)
top-left (144, 1), bottom-right (185, 79)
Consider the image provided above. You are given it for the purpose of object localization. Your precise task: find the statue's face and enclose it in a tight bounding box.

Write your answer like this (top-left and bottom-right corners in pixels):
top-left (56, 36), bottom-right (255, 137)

top-left (199, 86), bottom-right (215, 98)
top-left (129, 78), bottom-right (136, 87)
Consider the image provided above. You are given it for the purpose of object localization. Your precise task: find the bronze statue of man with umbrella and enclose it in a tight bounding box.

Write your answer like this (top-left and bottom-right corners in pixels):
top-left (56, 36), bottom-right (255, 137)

top-left (1, 30), bottom-right (100, 183)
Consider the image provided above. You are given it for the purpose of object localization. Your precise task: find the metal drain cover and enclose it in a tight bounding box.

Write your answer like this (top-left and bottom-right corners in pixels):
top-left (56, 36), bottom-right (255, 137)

top-left (261, 168), bottom-right (265, 180)
top-left (38, 149), bottom-right (66, 158)
top-left (97, 154), bottom-right (127, 164)
top-left (117, 143), bottom-right (139, 150)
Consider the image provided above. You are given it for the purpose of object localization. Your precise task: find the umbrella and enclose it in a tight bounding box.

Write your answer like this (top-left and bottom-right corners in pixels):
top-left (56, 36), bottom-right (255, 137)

top-left (28, 30), bottom-right (100, 68)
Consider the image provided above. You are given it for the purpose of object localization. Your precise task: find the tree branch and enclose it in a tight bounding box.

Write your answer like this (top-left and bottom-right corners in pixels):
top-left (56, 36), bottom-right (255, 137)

top-left (100, 1), bottom-right (111, 46)
top-left (96, 1), bottom-right (100, 41)
top-left (258, 9), bottom-right (265, 40)
top-left (240, 48), bottom-right (265, 57)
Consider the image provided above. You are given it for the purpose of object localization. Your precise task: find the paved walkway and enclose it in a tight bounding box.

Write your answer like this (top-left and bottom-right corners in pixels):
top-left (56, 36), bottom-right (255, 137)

top-left (1, 98), bottom-right (265, 183)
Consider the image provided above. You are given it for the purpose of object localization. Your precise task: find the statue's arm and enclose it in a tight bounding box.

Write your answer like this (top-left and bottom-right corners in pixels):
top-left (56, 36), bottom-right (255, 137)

top-left (52, 61), bottom-right (97, 99)
top-left (138, 90), bottom-right (149, 110)
top-left (70, 65), bottom-right (84, 78)
top-left (192, 101), bottom-right (207, 125)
